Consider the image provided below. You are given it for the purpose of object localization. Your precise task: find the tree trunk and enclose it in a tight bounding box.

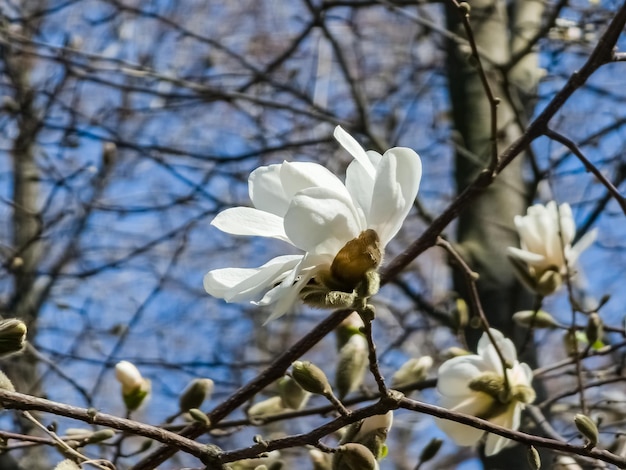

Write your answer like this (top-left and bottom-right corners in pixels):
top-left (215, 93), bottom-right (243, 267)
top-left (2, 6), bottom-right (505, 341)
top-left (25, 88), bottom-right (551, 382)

top-left (445, 0), bottom-right (545, 468)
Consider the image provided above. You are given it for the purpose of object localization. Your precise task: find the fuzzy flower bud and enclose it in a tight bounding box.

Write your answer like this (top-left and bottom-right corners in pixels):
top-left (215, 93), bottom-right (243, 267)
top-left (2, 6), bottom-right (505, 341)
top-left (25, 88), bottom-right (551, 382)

top-left (248, 396), bottom-right (285, 418)
top-left (278, 375), bottom-right (309, 410)
top-left (0, 370), bottom-right (15, 392)
top-left (512, 310), bottom-right (560, 329)
top-left (392, 356), bottom-right (433, 388)
top-left (418, 437), bottom-right (443, 465)
top-left (333, 443), bottom-right (379, 470)
top-left (336, 334), bottom-right (369, 399)
top-left (574, 413), bottom-right (598, 448)
top-left (0, 319), bottom-right (27, 357)
top-left (179, 378), bottom-right (214, 412)
top-left (292, 361), bottom-right (332, 396)
top-left (114, 361), bottom-right (150, 411)
top-left (335, 312), bottom-right (365, 349)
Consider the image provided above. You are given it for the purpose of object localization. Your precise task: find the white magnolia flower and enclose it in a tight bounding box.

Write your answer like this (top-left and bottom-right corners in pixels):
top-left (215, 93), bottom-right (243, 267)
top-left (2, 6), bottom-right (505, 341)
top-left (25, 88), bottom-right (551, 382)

top-left (204, 126), bottom-right (422, 321)
top-left (436, 329), bottom-right (535, 456)
top-left (507, 201), bottom-right (596, 295)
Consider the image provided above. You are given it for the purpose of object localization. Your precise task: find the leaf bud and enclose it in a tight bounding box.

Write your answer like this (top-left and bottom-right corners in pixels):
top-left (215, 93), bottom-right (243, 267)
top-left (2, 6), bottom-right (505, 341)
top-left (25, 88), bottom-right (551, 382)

top-left (513, 310), bottom-right (560, 329)
top-left (0, 319), bottom-right (27, 357)
top-left (441, 346), bottom-right (471, 359)
top-left (332, 443), bottom-right (379, 470)
top-left (179, 378), bottom-right (214, 412)
top-left (452, 298), bottom-right (469, 330)
top-left (292, 361), bottom-right (332, 396)
top-left (278, 375), bottom-right (309, 410)
top-left (574, 413), bottom-right (598, 448)
top-left (309, 448), bottom-right (331, 470)
top-left (418, 437), bottom-right (443, 464)
top-left (335, 334), bottom-right (369, 399)
top-left (527, 445), bottom-right (541, 470)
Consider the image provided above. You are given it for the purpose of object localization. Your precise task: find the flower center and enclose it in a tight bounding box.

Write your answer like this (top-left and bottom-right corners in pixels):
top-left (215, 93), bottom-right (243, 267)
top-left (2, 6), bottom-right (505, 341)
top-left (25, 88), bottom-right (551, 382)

top-left (330, 229), bottom-right (382, 291)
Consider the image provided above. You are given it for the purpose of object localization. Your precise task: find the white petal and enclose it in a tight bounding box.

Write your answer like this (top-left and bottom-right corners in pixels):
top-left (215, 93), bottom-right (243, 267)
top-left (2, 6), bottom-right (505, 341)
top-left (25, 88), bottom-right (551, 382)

top-left (367, 147), bottom-right (422, 245)
top-left (249, 164), bottom-right (290, 216)
top-left (569, 228), bottom-right (597, 264)
top-left (437, 355), bottom-right (488, 398)
top-left (558, 203), bottom-right (575, 244)
top-left (515, 214), bottom-right (544, 256)
top-left (478, 329), bottom-right (518, 367)
top-left (283, 187), bottom-right (362, 255)
top-left (211, 207), bottom-right (290, 242)
top-left (436, 394), bottom-right (491, 446)
top-left (333, 126), bottom-right (376, 178)
top-left (203, 255), bottom-right (302, 302)
top-left (484, 404), bottom-right (520, 456)
top-left (261, 263), bottom-right (321, 323)
top-left (346, 152), bottom-right (378, 217)
top-left (506, 247), bottom-right (547, 266)
top-left (280, 161), bottom-right (350, 201)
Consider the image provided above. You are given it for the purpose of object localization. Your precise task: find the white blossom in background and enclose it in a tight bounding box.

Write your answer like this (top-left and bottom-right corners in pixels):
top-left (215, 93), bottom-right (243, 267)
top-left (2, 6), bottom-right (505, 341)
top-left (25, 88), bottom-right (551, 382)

top-left (204, 126), bottom-right (422, 321)
top-left (507, 201), bottom-right (596, 295)
top-left (436, 329), bottom-right (535, 456)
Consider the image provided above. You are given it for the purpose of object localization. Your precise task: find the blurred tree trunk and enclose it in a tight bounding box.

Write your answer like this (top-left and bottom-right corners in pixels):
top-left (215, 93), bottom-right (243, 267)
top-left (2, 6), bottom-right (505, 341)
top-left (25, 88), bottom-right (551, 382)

top-left (445, 0), bottom-right (545, 468)
top-left (2, 2), bottom-right (49, 468)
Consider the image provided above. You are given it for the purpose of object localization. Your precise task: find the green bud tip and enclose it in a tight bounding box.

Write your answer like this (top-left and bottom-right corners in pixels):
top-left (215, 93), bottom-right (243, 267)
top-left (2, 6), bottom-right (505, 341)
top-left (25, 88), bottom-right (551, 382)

top-left (0, 319), bottom-right (27, 357)
top-left (179, 378), bottom-right (214, 412)
top-left (527, 446), bottom-right (541, 470)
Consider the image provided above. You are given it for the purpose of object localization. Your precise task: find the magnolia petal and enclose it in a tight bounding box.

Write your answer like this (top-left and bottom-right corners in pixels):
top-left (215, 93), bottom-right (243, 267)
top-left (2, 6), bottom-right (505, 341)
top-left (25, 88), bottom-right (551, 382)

top-left (249, 164), bottom-right (290, 217)
top-left (261, 264), bottom-right (320, 323)
top-left (204, 255), bottom-right (302, 302)
top-left (506, 247), bottom-right (546, 266)
top-left (477, 329), bottom-right (518, 366)
top-left (558, 203), bottom-right (575, 244)
top-left (367, 147), bottom-right (422, 245)
top-left (436, 394), bottom-right (490, 446)
top-left (334, 126), bottom-right (376, 178)
top-left (280, 161), bottom-right (350, 201)
top-left (283, 187), bottom-right (363, 255)
top-left (514, 214), bottom-right (544, 255)
top-left (484, 405), bottom-right (519, 456)
top-left (211, 207), bottom-right (289, 242)
top-left (569, 228), bottom-right (597, 264)
top-left (437, 355), bottom-right (489, 398)
top-left (345, 152), bottom-right (379, 217)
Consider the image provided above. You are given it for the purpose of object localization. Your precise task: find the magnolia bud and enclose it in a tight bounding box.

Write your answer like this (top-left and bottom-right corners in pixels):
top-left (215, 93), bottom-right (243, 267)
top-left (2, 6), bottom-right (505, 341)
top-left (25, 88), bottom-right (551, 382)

top-left (278, 375), bottom-right (309, 410)
top-left (350, 412), bottom-right (393, 459)
top-left (248, 396), bottom-right (285, 418)
top-left (574, 413), bottom-right (598, 448)
top-left (115, 361), bottom-right (150, 411)
top-left (335, 312), bottom-right (365, 349)
top-left (513, 310), bottom-right (560, 329)
top-left (527, 446), bottom-right (541, 470)
top-left (189, 408), bottom-right (211, 426)
top-left (333, 443), bottom-right (379, 470)
top-left (336, 334), bottom-right (369, 399)
top-left (179, 378), bottom-right (214, 412)
top-left (0, 319), bottom-right (27, 357)
top-left (585, 312), bottom-right (603, 346)
top-left (552, 456), bottom-right (582, 470)
top-left (418, 437), bottom-right (443, 464)
top-left (310, 448), bottom-right (331, 470)
top-left (54, 460), bottom-right (81, 470)
top-left (292, 361), bottom-right (332, 396)
top-left (392, 356), bottom-right (433, 388)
